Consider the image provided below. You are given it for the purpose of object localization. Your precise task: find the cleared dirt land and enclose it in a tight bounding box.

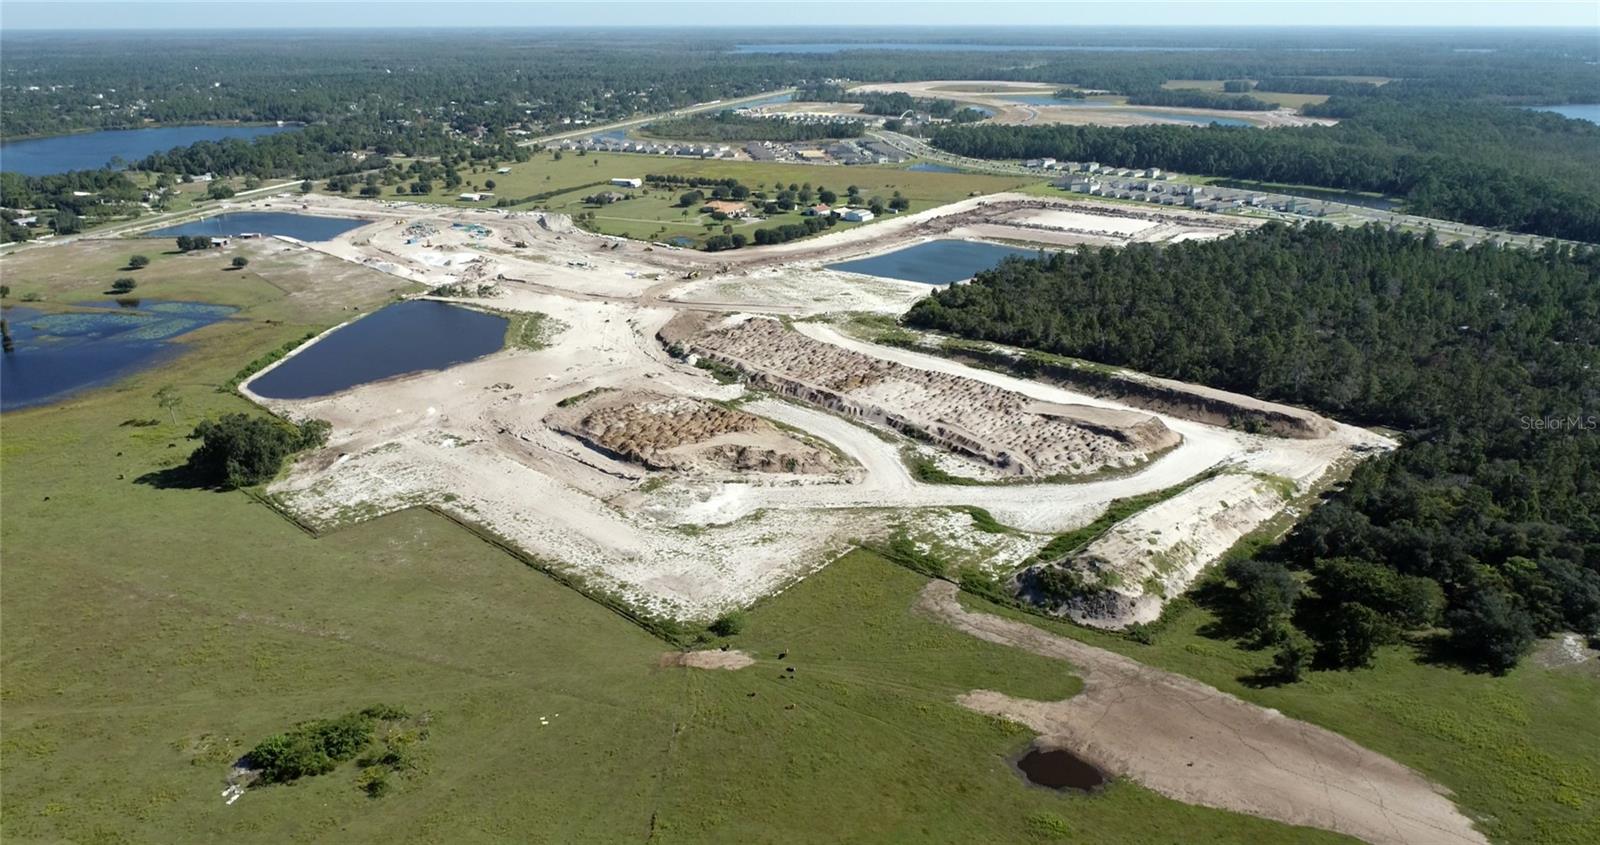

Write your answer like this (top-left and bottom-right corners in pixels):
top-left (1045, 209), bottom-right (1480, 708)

top-left (233, 192), bottom-right (1384, 634)
top-left (919, 581), bottom-right (1488, 845)
top-left (851, 80), bottom-right (1338, 128)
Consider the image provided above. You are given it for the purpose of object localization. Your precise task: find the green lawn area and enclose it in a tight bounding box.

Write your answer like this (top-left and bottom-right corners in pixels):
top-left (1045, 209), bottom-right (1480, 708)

top-left (366, 150), bottom-right (1036, 247)
top-left (1159, 80), bottom-right (1329, 109)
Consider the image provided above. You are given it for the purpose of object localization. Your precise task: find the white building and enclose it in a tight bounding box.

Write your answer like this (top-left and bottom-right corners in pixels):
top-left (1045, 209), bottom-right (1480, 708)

top-left (610, 177), bottom-right (642, 188)
top-left (841, 208), bottom-right (875, 223)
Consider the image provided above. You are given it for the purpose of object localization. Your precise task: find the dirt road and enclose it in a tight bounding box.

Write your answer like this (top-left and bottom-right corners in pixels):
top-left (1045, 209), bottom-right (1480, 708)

top-left (916, 581), bottom-right (1487, 845)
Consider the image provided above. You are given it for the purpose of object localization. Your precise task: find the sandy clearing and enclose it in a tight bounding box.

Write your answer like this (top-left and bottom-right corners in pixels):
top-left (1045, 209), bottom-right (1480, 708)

top-left (1009, 208), bottom-right (1162, 236)
top-left (242, 191), bottom-right (1383, 624)
top-left (660, 650), bottom-right (755, 670)
top-left (850, 80), bottom-right (1337, 129)
top-left (917, 581), bottom-right (1488, 845)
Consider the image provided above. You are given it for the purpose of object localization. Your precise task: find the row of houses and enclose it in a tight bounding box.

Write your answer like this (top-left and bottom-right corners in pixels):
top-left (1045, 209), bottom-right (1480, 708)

top-left (561, 136), bottom-right (735, 159)
top-left (1058, 177), bottom-right (1322, 216)
top-left (1027, 159), bottom-right (1167, 180)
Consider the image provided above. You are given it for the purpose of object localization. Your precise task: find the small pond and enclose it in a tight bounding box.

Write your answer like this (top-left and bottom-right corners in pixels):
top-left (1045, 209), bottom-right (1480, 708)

top-left (248, 300), bottom-right (507, 399)
top-left (905, 162), bottom-right (965, 174)
top-left (1014, 746), bottom-right (1109, 793)
top-left (1, 300), bottom-right (237, 412)
top-left (0, 124), bottom-right (293, 177)
top-left (147, 212), bottom-right (369, 242)
top-left (828, 239), bottom-right (1048, 285)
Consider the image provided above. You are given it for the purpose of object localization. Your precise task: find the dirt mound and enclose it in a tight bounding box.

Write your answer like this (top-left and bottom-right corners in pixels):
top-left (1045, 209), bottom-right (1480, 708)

top-left (547, 388), bottom-right (838, 476)
top-left (677, 317), bottom-right (1177, 479)
top-left (1016, 474), bottom-right (1288, 628)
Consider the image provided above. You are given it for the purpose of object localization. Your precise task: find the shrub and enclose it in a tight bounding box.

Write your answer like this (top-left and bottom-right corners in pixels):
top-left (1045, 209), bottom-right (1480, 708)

top-left (708, 611), bottom-right (745, 637)
top-left (110, 277), bottom-right (138, 293)
top-left (127, 254), bottom-right (150, 269)
top-left (1270, 624), bottom-right (1315, 682)
top-left (232, 256), bottom-right (250, 269)
top-left (1447, 588), bottom-right (1536, 675)
top-left (245, 704), bottom-right (414, 787)
top-left (185, 414), bottom-right (328, 489)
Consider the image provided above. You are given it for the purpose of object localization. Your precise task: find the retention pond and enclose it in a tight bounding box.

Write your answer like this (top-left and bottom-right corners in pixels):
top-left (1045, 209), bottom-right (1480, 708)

top-left (148, 212), bottom-right (369, 242)
top-left (248, 300), bottom-right (507, 399)
top-left (827, 239), bottom-right (1047, 285)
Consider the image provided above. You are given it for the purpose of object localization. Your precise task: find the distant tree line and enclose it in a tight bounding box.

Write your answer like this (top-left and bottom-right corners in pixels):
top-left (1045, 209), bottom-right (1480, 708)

top-left (906, 223), bottom-right (1600, 675)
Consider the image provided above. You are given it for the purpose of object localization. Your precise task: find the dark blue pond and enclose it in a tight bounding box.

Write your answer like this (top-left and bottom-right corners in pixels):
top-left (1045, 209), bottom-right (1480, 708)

top-left (249, 300), bottom-right (507, 399)
top-left (1, 301), bottom-right (237, 412)
top-left (828, 240), bottom-right (1049, 285)
top-left (906, 162), bottom-right (965, 174)
top-left (0, 124), bottom-right (293, 177)
top-left (148, 212), bottom-right (368, 242)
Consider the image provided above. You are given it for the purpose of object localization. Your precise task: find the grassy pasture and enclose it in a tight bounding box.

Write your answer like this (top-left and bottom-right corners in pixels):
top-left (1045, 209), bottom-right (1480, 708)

top-left (374, 150), bottom-right (1035, 245)
top-left (2, 238), bottom-right (1593, 844)
top-left (1, 238), bottom-right (1345, 844)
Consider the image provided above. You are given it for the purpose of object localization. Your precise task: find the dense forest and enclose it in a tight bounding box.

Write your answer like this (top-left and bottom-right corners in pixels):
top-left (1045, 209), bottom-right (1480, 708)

top-left (906, 223), bottom-right (1600, 674)
top-left (642, 110), bottom-right (863, 142)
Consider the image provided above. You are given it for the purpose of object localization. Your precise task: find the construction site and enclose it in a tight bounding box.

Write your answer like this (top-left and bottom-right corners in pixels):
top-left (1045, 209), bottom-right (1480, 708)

top-left (228, 189), bottom-right (1387, 627)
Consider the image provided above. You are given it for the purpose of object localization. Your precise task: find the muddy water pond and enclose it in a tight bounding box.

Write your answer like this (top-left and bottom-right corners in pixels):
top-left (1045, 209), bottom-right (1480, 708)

top-left (148, 212), bottom-right (368, 242)
top-left (1, 301), bottom-right (237, 412)
top-left (248, 300), bottom-right (507, 399)
top-left (827, 239), bottom-right (1049, 285)
top-left (1014, 746), bottom-right (1109, 793)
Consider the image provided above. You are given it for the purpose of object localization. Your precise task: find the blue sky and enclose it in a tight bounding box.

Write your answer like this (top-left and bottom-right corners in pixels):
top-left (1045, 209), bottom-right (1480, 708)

top-left (1, 1), bottom-right (1595, 30)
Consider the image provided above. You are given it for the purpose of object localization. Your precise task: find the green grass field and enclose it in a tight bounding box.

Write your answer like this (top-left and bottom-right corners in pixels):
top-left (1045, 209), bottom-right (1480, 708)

top-left (2, 239), bottom-right (1593, 843)
top-left (373, 150), bottom-right (1036, 246)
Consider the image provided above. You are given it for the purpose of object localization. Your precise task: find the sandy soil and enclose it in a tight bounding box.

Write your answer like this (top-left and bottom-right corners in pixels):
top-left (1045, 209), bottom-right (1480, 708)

top-left (917, 581), bottom-right (1488, 845)
top-left (851, 80), bottom-right (1338, 128)
top-left (237, 192), bottom-right (1381, 624)
top-left (659, 650), bottom-right (755, 670)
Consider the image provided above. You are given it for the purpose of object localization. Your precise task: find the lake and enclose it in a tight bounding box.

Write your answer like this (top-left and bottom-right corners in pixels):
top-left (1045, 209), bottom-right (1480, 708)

top-left (828, 240), bottom-right (1047, 285)
top-left (1527, 104), bottom-right (1600, 125)
top-left (148, 212), bottom-right (369, 242)
top-left (1, 301), bottom-right (237, 412)
top-left (0, 124), bottom-right (293, 177)
top-left (248, 300), bottom-right (507, 399)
